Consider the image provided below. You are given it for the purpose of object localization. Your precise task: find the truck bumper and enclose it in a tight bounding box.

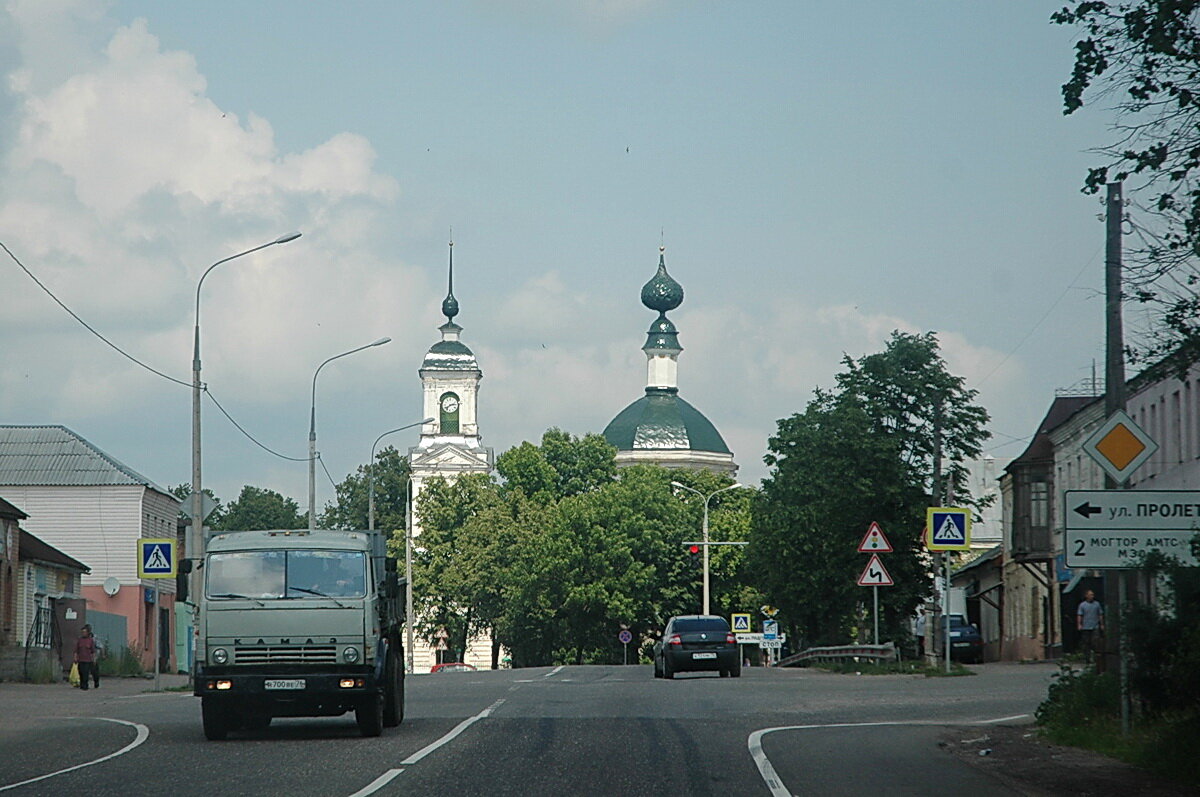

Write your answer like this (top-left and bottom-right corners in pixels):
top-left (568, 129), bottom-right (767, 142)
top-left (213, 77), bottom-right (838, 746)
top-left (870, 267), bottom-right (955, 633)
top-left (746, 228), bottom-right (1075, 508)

top-left (195, 668), bottom-right (378, 716)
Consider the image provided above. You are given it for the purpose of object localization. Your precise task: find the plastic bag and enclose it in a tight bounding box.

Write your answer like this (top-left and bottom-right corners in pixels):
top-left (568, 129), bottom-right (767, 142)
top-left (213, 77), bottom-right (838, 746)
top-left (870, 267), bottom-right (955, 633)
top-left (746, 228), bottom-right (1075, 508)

top-left (69, 662), bottom-right (80, 687)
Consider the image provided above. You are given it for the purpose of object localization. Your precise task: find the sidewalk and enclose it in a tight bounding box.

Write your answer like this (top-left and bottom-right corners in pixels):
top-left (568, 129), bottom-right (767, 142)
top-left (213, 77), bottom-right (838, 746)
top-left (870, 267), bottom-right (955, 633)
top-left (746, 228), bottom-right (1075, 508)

top-left (0, 672), bottom-right (191, 716)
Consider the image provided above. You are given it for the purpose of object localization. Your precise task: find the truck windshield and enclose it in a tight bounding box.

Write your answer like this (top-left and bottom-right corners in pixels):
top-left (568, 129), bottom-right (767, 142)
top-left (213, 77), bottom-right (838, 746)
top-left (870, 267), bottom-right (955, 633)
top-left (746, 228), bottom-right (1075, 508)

top-left (206, 550), bottom-right (367, 600)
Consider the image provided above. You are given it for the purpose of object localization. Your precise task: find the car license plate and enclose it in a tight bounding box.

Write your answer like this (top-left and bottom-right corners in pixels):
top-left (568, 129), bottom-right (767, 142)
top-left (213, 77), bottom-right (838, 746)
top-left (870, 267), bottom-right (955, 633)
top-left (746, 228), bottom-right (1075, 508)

top-left (264, 679), bottom-right (305, 690)
top-left (692, 652), bottom-right (717, 660)
top-left (952, 642), bottom-right (971, 648)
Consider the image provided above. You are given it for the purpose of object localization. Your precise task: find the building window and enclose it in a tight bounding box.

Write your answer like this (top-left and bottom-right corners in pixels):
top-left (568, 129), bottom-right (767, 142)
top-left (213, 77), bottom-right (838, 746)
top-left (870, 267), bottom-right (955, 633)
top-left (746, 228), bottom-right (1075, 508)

top-left (1030, 481), bottom-right (1048, 528)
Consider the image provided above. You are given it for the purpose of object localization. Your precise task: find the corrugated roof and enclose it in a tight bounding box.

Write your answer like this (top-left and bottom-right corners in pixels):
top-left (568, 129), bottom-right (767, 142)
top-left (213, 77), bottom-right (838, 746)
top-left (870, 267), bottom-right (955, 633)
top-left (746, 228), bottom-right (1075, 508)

top-left (0, 425), bottom-right (170, 493)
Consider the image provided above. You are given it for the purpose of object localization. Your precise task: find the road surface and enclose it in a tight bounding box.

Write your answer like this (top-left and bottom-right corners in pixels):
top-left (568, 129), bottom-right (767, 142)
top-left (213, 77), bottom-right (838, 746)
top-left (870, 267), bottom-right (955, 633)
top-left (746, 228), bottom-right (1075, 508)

top-left (0, 662), bottom-right (1055, 796)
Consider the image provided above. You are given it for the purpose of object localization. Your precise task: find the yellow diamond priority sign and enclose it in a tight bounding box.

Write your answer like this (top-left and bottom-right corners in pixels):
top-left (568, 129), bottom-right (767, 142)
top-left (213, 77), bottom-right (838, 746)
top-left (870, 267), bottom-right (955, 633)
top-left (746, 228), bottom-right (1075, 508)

top-left (1083, 410), bottom-right (1158, 484)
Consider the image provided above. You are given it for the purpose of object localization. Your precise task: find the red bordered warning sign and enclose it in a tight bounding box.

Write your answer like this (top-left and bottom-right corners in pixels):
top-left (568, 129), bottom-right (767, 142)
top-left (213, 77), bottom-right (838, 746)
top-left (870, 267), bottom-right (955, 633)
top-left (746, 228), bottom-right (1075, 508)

top-left (857, 553), bottom-right (894, 586)
top-left (857, 521), bottom-right (893, 553)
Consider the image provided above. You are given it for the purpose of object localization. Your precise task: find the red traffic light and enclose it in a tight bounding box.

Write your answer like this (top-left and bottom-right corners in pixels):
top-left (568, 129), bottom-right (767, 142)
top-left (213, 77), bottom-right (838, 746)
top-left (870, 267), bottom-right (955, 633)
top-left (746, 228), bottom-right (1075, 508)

top-left (689, 544), bottom-right (700, 554)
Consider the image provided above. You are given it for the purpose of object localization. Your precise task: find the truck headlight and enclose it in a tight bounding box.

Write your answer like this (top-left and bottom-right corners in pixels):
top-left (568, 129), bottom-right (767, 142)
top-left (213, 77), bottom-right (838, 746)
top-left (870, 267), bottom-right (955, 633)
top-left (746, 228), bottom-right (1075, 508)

top-left (212, 647), bottom-right (229, 665)
top-left (343, 646), bottom-right (360, 663)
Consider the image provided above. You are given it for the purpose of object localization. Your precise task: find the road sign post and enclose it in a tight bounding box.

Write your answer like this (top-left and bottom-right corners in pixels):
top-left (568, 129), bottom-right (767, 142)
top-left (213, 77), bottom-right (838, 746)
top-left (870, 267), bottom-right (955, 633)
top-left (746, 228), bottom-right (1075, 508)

top-left (137, 538), bottom-right (174, 692)
top-left (618, 628), bottom-right (632, 664)
top-left (857, 553), bottom-right (893, 645)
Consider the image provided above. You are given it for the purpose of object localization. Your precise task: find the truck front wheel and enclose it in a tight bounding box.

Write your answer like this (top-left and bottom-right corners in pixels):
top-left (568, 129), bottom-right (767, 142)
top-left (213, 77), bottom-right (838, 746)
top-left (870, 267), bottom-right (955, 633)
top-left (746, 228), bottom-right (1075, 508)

top-left (356, 692), bottom-right (383, 737)
top-left (201, 698), bottom-right (229, 741)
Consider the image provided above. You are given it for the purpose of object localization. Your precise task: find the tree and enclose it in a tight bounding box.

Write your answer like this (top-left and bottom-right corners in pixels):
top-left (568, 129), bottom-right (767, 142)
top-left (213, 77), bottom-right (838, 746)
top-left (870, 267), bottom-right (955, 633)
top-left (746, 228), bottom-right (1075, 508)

top-left (168, 483), bottom-right (225, 527)
top-left (217, 485), bottom-right (306, 531)
top-left (320, 446), bottom-right (411, 533)
top-left (750, 332), bottom-right (990, 646)
top-left (1053, 1), bottom-right (1200, 364)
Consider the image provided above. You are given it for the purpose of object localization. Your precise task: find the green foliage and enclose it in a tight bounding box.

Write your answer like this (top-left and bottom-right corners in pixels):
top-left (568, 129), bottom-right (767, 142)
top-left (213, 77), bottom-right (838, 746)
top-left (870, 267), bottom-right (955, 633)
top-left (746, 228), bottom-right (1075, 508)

top-left (320, 446), bottom-right (410, 533)
top-left (751, 332), bottom-right (988, 647)
top-left (1053, 1), bottom-right (1200, 364)
top-left (98, 643), bottom-right (146, 677)
top-left (216, 485), bottom-right (306, 531)
top-left (413, 429), bottom-right (755, 667)
top-left (168, 483), bottom-right (224, 527)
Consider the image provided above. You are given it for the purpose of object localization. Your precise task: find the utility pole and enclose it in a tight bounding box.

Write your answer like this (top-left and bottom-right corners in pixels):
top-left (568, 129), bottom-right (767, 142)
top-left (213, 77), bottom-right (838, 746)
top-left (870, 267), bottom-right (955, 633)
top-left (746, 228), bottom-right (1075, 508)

top-left (931, 396), bottom-right (945, 671)
top-left (1105, 181), bottom-right (1132, 736)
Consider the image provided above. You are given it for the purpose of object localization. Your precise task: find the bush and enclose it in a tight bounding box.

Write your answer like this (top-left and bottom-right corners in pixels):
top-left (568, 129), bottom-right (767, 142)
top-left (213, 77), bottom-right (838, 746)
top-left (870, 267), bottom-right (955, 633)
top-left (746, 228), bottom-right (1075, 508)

top-left (98, 642), bottom-right (145, 677)
top-left (1036, 665), bottom-right (1120, 749)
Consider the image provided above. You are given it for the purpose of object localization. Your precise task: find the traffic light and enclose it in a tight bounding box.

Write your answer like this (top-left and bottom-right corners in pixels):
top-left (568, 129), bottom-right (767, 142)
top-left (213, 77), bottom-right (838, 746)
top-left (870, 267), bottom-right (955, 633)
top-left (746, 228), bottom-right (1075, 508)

top-left (688, 543), bottom-right (701, 567)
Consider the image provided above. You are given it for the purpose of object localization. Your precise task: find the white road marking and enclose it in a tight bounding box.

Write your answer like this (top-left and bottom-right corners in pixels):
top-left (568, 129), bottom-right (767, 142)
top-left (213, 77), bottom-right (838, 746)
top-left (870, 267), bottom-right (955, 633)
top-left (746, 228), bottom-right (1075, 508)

top-left (543, 666), bottom-right (564, 678)
top-left (747, 714), bottom-right (1031, 797)
top-left (346, 768), bottom-right (404, 797)
top-left (399, 699), bottom-right (506, 766)
top-left (0, 717), bottom-right (149, 792)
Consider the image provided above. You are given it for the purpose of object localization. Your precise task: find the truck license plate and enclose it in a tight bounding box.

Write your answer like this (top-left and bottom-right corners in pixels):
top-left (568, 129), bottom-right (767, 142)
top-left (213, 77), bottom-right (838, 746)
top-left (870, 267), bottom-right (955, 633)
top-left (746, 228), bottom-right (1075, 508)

top-left (692, 652), bottom-right (717, 660)
top-left (265, 679), bottom-right (305, 690)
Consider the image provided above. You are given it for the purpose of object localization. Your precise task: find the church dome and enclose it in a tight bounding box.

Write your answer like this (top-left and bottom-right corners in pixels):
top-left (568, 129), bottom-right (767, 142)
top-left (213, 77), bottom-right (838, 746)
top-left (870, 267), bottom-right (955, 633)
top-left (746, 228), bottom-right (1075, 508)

top-left (602, 388), bottom-right (731, 454)
top-left (422, 337), bottom-right (478, 371)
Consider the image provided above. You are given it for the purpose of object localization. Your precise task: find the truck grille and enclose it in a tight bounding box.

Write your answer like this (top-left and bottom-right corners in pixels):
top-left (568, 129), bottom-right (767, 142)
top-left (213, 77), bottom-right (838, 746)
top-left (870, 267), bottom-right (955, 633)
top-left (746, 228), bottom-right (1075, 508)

top-left (234, 645), bottom-right (338, 664)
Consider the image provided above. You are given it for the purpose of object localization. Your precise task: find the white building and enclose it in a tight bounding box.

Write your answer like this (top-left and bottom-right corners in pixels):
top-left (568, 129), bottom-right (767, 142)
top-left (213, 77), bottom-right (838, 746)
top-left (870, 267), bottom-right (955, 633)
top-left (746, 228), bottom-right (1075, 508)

top-left (0, 425), bottom-right (181, 671)
top-left (407, 244), bottom-right (495, 672)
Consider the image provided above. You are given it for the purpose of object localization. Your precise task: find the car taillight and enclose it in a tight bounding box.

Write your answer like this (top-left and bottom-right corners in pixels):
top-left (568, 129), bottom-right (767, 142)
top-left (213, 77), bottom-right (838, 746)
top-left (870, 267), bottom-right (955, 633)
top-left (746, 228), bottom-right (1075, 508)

top-left (726, 633), bottom-right (737, 644)
top-left (668, 634), bottom-right (682, 646)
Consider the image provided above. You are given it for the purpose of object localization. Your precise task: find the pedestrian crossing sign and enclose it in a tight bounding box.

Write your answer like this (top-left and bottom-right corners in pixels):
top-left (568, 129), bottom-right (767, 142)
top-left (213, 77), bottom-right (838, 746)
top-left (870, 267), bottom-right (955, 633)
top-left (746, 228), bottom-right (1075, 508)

top-left (731, 613), bottom-right (752, 633)
top-left (925, 508), bottom-right (971, 551)
top-left (137, 538), bottom-right (176, 578)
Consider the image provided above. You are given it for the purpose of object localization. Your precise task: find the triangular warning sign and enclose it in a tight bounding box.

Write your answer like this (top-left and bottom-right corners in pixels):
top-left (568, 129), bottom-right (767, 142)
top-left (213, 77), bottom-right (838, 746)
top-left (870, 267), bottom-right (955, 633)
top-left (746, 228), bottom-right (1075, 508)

top-left (144, 545), bottom-right (171, 571)
top-left (932, 514), bottom-right (965, 544)
top-left (857, 554), bottom-right (893, 586)
top-left (857, 521), bottom-right (893, 553)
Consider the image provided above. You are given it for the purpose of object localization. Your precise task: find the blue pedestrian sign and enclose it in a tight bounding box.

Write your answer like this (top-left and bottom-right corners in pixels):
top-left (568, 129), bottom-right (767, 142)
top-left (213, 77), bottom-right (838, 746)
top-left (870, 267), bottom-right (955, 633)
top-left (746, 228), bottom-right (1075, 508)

top-left (137, 538), bottom-right (176, 579)
top-left (926, 508), bottom-right (971, 551)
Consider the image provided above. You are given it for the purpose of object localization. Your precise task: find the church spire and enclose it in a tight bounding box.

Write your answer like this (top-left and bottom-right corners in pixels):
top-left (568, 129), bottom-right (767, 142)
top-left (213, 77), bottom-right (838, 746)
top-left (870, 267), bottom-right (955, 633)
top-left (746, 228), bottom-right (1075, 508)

top-left (441, 235), bottom-right (459, 323)
top-left (641, 246), bottom-right (683, 391)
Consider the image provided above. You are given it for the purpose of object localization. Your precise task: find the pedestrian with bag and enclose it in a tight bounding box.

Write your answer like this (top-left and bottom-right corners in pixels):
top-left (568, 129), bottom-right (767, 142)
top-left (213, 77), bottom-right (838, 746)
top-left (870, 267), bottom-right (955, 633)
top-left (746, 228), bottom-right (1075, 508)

top-left (74, 624), bottom-right (99, 690)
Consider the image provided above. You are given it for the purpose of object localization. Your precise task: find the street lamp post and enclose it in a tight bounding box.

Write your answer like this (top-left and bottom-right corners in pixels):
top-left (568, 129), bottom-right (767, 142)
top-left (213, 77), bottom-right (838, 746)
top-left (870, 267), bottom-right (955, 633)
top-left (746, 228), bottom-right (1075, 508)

top-left (405, 475), bottom-right (415, 675)
top-left (670, 481), bottom-right (749, 615)
top-left (191, 232), bottom-right (300, 596)
top-left (367, 419), bottom-right (433, 532)
top-left (308, 337), bottom-right (391, 531)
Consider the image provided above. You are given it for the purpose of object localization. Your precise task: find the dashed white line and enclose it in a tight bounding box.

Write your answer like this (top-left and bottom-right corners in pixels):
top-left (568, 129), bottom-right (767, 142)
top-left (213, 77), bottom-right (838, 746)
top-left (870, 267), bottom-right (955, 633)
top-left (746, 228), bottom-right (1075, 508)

top-left (347, 768), bottom-right (404, 797)
top-left (0, 717), bottom-right (149, 792)
top-left (399, 699), bottom-right (506, 766)
top-left (747, 714), bottom-right (1031, 797)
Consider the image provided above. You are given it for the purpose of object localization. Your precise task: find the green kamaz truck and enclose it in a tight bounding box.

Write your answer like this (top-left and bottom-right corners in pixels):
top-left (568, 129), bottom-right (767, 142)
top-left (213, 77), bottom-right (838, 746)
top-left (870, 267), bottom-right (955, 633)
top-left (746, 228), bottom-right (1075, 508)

top-left (191, 528), bottom-right (405, 739)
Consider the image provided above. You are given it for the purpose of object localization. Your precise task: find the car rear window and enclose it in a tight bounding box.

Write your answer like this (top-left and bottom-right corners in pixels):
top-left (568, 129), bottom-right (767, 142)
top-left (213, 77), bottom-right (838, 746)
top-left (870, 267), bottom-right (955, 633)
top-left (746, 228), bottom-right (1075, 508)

top-left (672, 618), bottom-right (730, 633)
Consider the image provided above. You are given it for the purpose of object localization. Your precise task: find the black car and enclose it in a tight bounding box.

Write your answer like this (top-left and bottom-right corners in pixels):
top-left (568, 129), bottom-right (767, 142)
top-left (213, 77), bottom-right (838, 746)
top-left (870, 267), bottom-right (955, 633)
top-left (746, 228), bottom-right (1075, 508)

top-left (933, 614), bottom-right (984, 664)
top-left (653, 615), bottom-right (741, 679)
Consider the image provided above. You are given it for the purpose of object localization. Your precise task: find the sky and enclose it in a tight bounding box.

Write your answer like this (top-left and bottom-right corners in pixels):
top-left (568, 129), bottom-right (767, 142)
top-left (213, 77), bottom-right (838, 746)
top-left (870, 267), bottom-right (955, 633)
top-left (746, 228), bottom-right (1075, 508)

top-left (0, 1), bottom-right (1124, 511)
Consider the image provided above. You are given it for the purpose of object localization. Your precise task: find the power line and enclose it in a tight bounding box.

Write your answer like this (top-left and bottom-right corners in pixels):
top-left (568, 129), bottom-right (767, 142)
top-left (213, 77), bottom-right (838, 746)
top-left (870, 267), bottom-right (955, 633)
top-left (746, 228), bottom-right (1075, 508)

top-left (3, 239), bottom-right (309, 464)
top-left (318, 453), bottom-right (340, 492)
top-left (977, 241), bottom-right (1104, 388)
top-left (204, 389), bottom-right (308, 462)
top-left (1, 239), bottom-right (192, 387)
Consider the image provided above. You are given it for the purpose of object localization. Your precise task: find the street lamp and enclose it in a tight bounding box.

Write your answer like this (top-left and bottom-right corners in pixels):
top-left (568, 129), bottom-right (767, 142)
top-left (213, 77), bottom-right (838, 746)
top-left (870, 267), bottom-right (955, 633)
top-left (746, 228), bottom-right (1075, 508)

top-left (191, 232), bottom-right (301, 589)
top-left (308, 337), bottom-right (391, 530)
top-left (670, 481), bottom-right (749, 615)
top-left (367, 419), bottom-right (433, 531)
top-left (406, 474), bottom-right (415, 674)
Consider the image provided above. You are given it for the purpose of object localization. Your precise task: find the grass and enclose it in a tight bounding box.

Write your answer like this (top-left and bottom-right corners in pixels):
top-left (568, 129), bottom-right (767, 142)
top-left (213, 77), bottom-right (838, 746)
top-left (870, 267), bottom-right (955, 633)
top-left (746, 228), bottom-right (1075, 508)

top-left (809, 659), bottom-right (975, 677)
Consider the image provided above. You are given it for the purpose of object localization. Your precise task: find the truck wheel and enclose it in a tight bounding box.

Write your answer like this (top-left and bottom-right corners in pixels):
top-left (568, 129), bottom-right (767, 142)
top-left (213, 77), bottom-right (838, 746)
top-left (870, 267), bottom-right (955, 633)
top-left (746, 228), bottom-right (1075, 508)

top-left (383, 651), bottom-right (403, 727)
top-left (356, 693), bottom-right (384, 737)
top-left (201, 698), bottom-right (229, 741)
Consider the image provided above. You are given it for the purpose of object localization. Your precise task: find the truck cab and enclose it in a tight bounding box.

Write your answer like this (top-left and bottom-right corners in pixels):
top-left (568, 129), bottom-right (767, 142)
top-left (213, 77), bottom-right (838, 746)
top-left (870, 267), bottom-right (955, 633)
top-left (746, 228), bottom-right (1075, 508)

top-left (193, 529), bottom-right (404, 739)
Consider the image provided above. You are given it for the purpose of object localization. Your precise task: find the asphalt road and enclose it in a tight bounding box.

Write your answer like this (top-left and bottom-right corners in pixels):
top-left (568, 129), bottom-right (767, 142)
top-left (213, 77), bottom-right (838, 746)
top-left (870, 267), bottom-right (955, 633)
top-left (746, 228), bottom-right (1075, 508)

top-left (0, 662), bottom-right (1056, 796)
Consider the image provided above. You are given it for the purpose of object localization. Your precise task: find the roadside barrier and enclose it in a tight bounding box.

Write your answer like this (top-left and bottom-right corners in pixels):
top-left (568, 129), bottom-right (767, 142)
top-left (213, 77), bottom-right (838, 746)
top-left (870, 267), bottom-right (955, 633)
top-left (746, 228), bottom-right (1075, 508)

top-left (776, 642), bottom-right (898, 668)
